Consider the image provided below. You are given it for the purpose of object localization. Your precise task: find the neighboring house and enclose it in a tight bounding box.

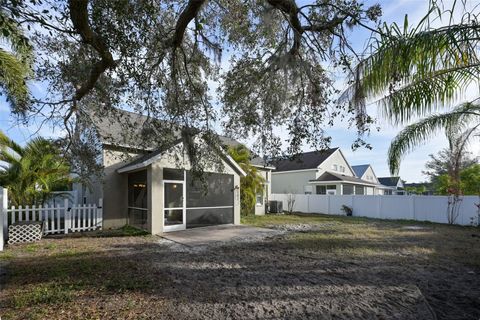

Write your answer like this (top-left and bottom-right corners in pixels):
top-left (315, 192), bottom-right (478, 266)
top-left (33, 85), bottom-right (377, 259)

top-left (351, 164), bottom-right (382, 195)
top-left (218, 136), bottom-right (275, 215)
top-left (271, 148), bottom-right (379, 195)
top-left (74, 108), bottom-right (247, 234)
top-left (377, 177), bottom-right (405, 195)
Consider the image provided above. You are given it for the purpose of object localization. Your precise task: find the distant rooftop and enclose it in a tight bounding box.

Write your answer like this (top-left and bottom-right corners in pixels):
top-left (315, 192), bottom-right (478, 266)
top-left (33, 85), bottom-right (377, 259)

top-left (351, 164), bottom-right (370, 178)
top-left (273, 148), bottom-right (339, 172)
top-left (378, 177), bottom-right (401, 187)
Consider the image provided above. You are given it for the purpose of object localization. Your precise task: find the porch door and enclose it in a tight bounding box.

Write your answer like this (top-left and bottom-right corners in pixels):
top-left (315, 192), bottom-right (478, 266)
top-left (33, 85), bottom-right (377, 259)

top-left (163, 180), bottom-right (186, 232)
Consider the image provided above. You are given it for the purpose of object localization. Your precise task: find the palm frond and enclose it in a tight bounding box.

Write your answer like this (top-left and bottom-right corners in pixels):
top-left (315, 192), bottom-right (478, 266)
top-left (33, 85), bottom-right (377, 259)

top-left (388, 102), bottom-right (480, 174)
top-left (0, 11), bottom-right (32, 114)
top-left (349, 23), bottom-right (480, 123)
top-left (0, 48), bottom-right (31, 112)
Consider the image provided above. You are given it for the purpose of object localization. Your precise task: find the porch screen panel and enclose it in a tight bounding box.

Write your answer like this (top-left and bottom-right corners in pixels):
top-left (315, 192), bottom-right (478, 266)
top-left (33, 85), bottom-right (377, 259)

top-left (185, 171), bottom-right (234, 228)
top-left (127, 170), bottom-right (148, 230)
top-left (186, 208), bottom-right (233, 228)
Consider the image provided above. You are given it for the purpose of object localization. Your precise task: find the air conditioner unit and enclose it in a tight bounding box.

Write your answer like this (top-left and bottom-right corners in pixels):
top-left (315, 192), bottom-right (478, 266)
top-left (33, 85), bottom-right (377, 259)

top-left (269, 200), bottom-right (283, 213)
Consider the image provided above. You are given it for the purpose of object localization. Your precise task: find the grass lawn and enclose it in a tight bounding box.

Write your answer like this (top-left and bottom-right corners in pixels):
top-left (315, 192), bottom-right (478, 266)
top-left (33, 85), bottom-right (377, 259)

top-left (1, 214), bottom-right (479, 319)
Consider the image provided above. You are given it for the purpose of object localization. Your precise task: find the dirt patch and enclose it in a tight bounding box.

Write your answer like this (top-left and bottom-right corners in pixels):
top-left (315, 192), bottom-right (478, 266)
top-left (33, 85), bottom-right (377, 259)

top-left (1, 216), bottom-right (479, 319)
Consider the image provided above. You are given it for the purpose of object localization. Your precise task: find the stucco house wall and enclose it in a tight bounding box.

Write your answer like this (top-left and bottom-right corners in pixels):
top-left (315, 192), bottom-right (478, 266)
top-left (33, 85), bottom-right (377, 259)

top-left (102, 146), bottom-right (145, 229)
top-left (117, 139), bottom-right (243, 233)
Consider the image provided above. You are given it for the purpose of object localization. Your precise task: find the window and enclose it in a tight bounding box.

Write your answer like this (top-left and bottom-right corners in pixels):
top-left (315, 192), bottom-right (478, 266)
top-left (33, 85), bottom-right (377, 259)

top-left (256, 191), bottom-right (264, 206)
top-left (340, 166), bottom-right (345, 173)
top-left (316, 185), bottom-right (336, 195)
top-left (332, 164), bottom-right (338, 171)
top-left (355, 185), bottom-right (365, 195)
top-left (343, 185), bottom-right (354, 195)
top-left (316, 186), bottom-right (326, 194)
top-left (304, 185), bottom-right (313, 194)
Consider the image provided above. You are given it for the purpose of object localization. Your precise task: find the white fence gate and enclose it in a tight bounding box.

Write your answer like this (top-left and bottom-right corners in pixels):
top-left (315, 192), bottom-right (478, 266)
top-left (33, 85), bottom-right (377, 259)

top-left (271, 193), bottom-right (480, 226)
top-left (0, 189), bottom-right (103, 251)
top-left (3, 198), bottom-right (103, 236)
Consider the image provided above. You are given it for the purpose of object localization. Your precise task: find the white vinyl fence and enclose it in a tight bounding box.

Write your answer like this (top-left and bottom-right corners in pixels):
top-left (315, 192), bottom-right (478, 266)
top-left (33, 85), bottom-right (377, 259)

top-left (271, 193), bottom-right (480, 226)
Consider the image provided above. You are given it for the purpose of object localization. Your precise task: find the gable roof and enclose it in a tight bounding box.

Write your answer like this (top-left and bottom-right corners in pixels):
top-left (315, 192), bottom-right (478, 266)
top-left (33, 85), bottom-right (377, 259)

top-left (218, 136), bottom-right (275, 169)
top-left (88, 107), bottom-right (180, 150)
top-left (117, 137), bottom-right (246, 177)
top-left (351, 164), bottom-right (370, 178)
top-left (90, 108), bottom-right (274, 169)
top-left (272, 148), bottom-right (339, 172)
top-left (378, 176), bottom-right (401, 187)
top-left (310, 171), bottom-right (378, 186)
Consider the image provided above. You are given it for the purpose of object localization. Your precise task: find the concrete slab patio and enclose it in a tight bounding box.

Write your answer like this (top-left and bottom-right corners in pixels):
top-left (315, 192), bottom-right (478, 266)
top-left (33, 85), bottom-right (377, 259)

top-left (160, 224), bottom-right (282, 247)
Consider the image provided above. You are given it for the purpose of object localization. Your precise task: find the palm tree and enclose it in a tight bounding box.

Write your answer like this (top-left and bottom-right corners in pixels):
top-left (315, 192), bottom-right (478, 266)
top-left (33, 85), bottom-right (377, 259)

top-left (348, 8), bottom-right (480, 175)
top-left (0, 131), bottom-right (72, 206)
top-left (0, 9), bottom-right (32, 113)
top-left (228, 144), bottom-right (265, 215)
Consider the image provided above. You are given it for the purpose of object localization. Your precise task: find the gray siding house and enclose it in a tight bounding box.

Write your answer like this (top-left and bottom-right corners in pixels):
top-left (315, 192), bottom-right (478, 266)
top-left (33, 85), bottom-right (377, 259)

top-left (271, 148), bottom-right (380, 195)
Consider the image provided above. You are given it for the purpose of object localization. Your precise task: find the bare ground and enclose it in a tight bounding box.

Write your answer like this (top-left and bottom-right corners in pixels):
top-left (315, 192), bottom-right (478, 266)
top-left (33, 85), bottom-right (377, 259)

top-left (0, 215), bottom-right (479, 319)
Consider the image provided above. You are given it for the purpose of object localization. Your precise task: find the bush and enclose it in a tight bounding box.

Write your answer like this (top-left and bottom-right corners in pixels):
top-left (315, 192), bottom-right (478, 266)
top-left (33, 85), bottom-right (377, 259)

top-left (341, 205), bottom-right (353, 216)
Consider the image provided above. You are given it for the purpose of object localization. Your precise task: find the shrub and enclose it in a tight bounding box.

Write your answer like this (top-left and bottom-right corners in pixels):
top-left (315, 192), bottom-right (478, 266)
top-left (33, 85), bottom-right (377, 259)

top-left (341, 205), bottom-right (353, 216)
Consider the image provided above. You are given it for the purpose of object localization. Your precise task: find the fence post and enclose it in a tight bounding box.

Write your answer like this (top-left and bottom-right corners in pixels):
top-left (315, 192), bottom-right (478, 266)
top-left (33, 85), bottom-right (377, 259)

top-left (64, 198), bottom-right (70, 234)
top-left (1, 188), bottom-right (7, 251)
top-left (351, 195), bottom-right (355, 216)
top-left (327, 195), bottom-right (331, 214)
top-left (307, 194), bottom-right (310, 213)
top-left (376, 196), bottom-right (382, 219)
top-left (410, 195), bottom-right (416, 220)
top-left (98, 198), bottom-right (103, 229)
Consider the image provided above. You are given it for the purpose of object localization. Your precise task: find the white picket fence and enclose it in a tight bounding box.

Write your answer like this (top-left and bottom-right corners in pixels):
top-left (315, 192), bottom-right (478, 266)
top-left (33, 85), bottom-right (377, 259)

top-left (271, 193), bottom-right (480, 226)
top-left (4, 198), bottom-right (103, 235)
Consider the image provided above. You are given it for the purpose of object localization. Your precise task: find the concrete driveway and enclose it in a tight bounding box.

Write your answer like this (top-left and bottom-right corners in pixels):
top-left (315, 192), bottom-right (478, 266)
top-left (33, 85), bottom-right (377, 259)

top-left (160, 224), bottom-right (283, 247)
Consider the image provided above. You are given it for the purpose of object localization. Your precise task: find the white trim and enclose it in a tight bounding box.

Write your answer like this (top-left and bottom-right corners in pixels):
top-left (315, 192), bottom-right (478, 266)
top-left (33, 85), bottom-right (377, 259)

top-left (187, 206), bottom-right (234, 210)
top-left (163, 173), bottom-right (186, 232)
top-left (309, 180), bottom-right (378, 187)
top-left (117, 139), bottom-right (247, 177)
top-left (272, 168), bottom-right (318, 174)
top-left (225, 154), bottom-right (247, 177)
top-left (252, 164), bottom-right (275, 170)
top-left (127, 206), bottom-right (148, 211)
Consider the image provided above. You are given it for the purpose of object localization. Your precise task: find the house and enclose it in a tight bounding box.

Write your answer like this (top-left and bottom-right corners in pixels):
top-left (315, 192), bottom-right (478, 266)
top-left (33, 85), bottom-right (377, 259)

top-left (271, 148), bottom-right (379, 195)
top-left (74, 108), bottom-right (251, 234)
top-left (218, 136), bottom-right (275, 215)
top-left (377, 177), bottom-right (405, 195)
top-left (351, 164), bottom-right (382, 195)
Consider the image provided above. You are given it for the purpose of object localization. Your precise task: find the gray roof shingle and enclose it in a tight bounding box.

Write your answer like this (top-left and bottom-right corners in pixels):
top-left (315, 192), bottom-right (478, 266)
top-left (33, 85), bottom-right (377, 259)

top-left (378, 177), bottom-right (401, 187)
top-left (272, 148), bottom-right (338, 172)
top-left (351, 164), bottom-right (370, 178)
top-left (88, 107), bottom-right (180, 150)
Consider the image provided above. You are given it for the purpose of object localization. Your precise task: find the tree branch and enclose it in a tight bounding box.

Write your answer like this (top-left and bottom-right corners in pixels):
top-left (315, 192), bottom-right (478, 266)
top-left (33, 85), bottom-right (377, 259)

top-left (68, 0), bottom-right (116, 102)
top-left (267, 0), bottom-right (303, 55)
top-left (172, 0), bottom-right (207, 48)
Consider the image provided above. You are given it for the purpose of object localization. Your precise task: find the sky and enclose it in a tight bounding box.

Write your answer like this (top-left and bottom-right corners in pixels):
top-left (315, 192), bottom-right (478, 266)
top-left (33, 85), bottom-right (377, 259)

top-left (0, 0), bottom-right (479, 183)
